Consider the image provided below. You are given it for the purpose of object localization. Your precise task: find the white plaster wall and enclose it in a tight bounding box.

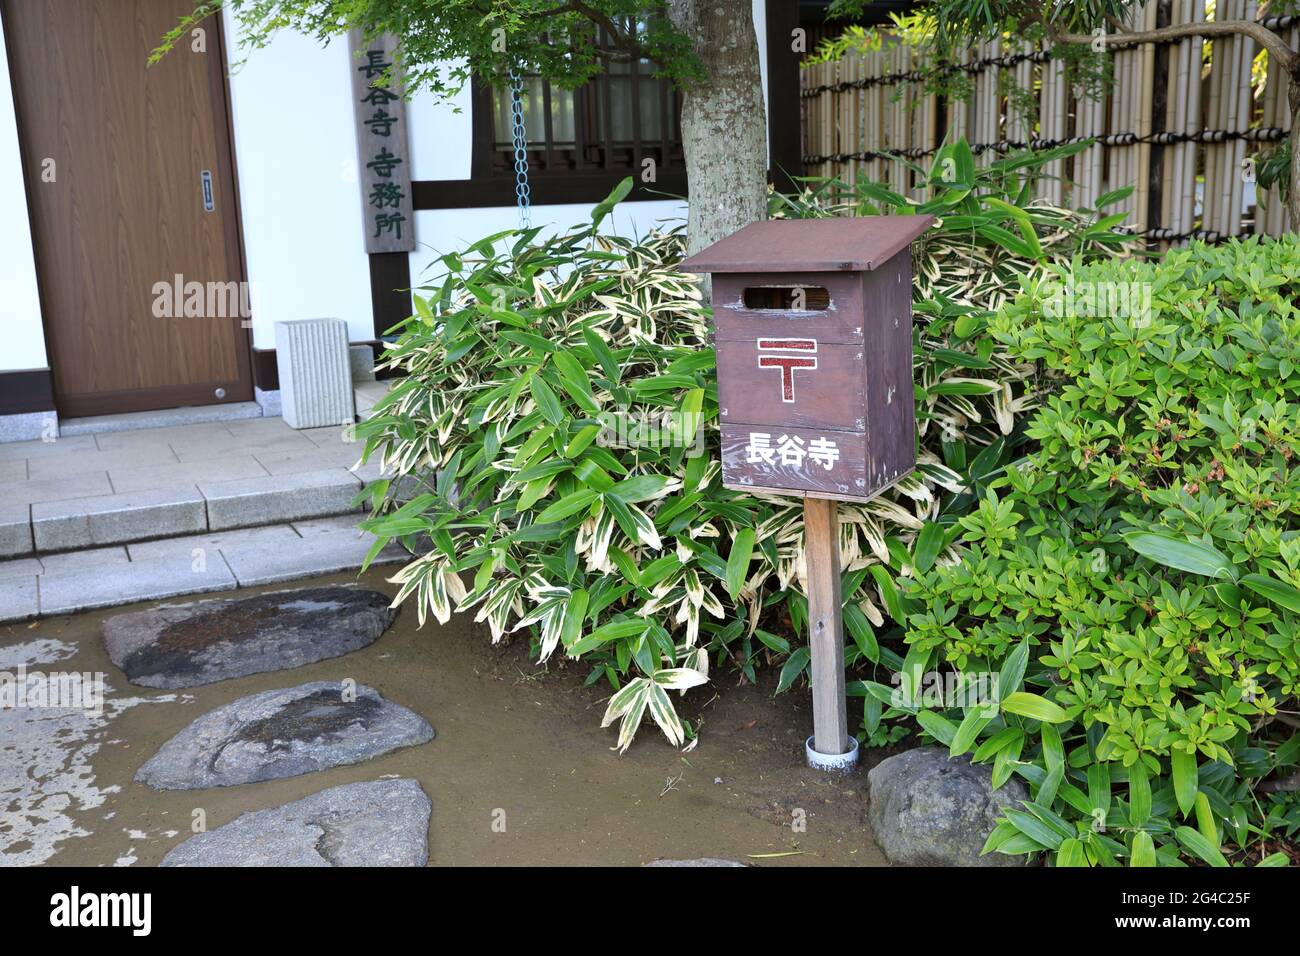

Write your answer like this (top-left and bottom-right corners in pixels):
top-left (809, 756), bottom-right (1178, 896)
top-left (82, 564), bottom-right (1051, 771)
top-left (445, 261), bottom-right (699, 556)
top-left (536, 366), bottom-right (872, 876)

top-left (403, 67), bottom-right (689, 289)
top-left (0, 14), bottom-right (49, 373)
top-left (222, 8), bottom-right (374, 349)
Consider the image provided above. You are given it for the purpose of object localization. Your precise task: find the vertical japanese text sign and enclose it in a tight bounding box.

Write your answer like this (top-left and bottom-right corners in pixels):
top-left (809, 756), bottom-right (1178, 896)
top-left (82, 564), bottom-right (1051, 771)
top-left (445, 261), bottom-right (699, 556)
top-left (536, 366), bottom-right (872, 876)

top-left (349, 30), bottom-right (416, 254)
top-left (678, 217), bottom-right (934, 503)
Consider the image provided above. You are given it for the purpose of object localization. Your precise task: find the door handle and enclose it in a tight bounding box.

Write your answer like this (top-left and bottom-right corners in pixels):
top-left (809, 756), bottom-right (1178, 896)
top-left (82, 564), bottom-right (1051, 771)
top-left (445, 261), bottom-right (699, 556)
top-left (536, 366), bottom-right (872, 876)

top-left (200, 169), bottom-right (214, 211)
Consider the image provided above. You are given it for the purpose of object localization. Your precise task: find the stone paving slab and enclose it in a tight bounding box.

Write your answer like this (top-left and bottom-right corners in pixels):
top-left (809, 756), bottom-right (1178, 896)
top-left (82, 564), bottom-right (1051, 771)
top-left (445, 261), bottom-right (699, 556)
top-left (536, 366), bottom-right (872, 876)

top-left (38, 546), bottom-right (130, 574)
top-left (103, 585), bottom-right (396, 687)
top-left (201, 468), bottom-right (361, 531)
top-left (0, 472), bottom-right (114, 506)
top-left (222, 417), bottom-right (315, 438)
top-left (169, 429), bottom-right (316, 464)
top-left (219, 520), bottom-right (405, 586)
top-left (39, 548), bottom-right (237, 617)
top-left (251, 442), bottom-right (365, 475)
top-left (91, 420), bottom-right (235, 452)
top-left (135, 681), bottom-right (434, 790)
top-left (0, 460), bottom-right (26, 482)
top-left (159, 778), bottom-right (431, 866)
top-left (0, 433), bottom-right (98, 462)
top-left (125, 524), bottom-right (301, 563)
top-left (26, 443), bottom-right (178, 480)
top-left (299, 425), bottom-right (351, 447)
top-left (292, 513), bottom-right (378, 536)
top-left (32, 486), bottom-right (207, 552)
top-left (0, 502), bottom-right (33, 558)
top-left (0, 557), bottom-right (44, 580)
top-left (0, 557), bottom-right (42, 620)
top-left (0, 520), bottom-right (406, 623)
top-left (0, 574), bottom-right (39, 622)
top-left (108, 456), bottom-right (268, 495)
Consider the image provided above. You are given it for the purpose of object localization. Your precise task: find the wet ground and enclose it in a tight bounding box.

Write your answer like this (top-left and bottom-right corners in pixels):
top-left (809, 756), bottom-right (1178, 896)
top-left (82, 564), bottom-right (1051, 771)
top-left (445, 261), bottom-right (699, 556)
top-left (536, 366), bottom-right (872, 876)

top-left (1, 567), bottom-right (887, 867)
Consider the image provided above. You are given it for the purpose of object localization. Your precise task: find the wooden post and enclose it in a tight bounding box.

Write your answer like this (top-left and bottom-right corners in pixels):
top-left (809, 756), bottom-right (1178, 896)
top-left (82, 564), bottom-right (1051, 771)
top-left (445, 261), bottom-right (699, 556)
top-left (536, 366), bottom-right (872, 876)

top-left (803, 496), bottom-right (849, 755)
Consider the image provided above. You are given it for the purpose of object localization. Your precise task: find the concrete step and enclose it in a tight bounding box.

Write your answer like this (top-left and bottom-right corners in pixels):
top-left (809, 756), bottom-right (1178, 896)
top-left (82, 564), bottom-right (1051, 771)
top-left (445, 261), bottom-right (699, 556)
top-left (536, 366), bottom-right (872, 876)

top-left (14, 466), bottom-right (377, 555)
top-left (0, 419), bottom-right (392, 559)
top-left (0, 515), bottom-right (408, 623)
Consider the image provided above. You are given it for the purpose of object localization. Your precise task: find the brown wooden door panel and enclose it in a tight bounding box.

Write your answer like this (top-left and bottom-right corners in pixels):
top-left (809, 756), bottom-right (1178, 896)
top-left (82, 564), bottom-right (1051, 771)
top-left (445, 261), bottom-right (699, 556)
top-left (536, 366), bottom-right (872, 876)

top-left (4, 0), bottom-right (251, 416)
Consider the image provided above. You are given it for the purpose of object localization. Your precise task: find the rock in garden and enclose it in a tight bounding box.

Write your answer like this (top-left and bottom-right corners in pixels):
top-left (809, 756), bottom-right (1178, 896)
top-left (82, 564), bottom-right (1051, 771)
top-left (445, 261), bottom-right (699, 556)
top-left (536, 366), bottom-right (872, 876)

top-left (135, 681), bottom-right (434, 790)
top-left (103, 586), bottom-right (396, 688)
top-left (867, 746), bottom-right (1029, 867)
top-left (160, 778), bottom-right (431, 867)
top-left (644, 858), bottom-right (748, 867)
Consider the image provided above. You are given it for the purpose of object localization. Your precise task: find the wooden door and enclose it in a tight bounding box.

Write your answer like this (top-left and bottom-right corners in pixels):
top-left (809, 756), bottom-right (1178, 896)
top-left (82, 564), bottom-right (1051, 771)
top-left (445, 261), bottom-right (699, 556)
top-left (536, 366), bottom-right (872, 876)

top-left (3, 0), bottom-right (252, 417)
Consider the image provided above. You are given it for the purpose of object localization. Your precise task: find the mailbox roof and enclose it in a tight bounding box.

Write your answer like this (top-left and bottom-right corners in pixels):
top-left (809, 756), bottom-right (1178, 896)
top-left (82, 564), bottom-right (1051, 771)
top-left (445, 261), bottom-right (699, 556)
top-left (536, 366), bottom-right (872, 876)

top-left (677, 215), bottom-right (934, 274)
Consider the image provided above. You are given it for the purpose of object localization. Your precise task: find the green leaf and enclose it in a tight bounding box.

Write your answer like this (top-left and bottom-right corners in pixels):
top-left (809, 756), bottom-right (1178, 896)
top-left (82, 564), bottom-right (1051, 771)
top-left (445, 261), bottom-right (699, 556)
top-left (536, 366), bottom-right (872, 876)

top-left (912, 521), bottom-right (946, 573)
top-left (916, 710), bottom-right (957, 746)
top-left (725, 528), bottom-right (756, 600)
top-left (1056, 838), bottom-right (1088, 867)
top-left (560, 589), bottom-right (589, 650)
top-left (1174, 826), bottom-right (1228, 867)
top-left (776, 646), bottom-right (810, 694)
top-left (1170, 749), bottom-right (1198, 817)
top-left (1193, 791), bottom-right (1218, 846)
top-left (591, 176), bottom-right (633, 224)
top-left (582, 326), bottom-right (621, 383)
top-left (843, 604), bottom-right (879, 663)
top-left (1241, 573), bottom-right (1300, 613)
top-left (552, 351), bottom-right (599, 413)
top-left (1041, 721), bottom-right (1064, 772)
top-left (565, 424), bottom-right (601, 458)
top-left (950, 706), bottom-right (995, 756)
top-left (573, 459), bottom-right (615, 492)
top-left (610, 475), bottom-right (670, 503)
top-left (869, 564), bottom-right (905, 625)
top-left (529, 374), bottom-right (565, 426)
top-left (1122, 531), bottom-right (1235, 580)
top-left (1128, 761), bottom-right (1151, 828)
top-left (1129, 831), bottom-right (1156, 868)
top-left (535, 489), bottom-right (599, 523)
top-left (982, 197), bottom-right (1044, 261)
top-left (998, 638), bottom-right (1030, 698)
top-left (1001, 691), bottom-right (1069, 724)
top-left (1004, 808), bottom-right (1062, 850)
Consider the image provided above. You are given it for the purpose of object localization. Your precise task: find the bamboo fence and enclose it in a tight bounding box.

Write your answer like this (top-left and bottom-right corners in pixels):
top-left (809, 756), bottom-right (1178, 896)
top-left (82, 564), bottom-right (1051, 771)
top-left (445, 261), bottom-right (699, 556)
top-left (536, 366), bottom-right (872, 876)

top-left (800, 3), bottom-right (1300, 240)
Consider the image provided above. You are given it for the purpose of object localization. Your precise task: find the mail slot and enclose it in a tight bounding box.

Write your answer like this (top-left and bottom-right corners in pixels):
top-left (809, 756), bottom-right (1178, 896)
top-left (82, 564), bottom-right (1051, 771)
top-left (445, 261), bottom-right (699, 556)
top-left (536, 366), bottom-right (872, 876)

top-left (679, 216), bottom-right (934, 502)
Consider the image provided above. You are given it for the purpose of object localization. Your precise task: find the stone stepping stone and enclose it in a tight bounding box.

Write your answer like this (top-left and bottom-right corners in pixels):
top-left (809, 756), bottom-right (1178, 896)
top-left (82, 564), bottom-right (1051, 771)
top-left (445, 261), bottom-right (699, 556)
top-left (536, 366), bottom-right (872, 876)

top-left (135, 680), bottom-right (434, 790)
top-left (160, 778), bottom-right (431, 867)
top-left (103, 585), bottom-right (396, 688)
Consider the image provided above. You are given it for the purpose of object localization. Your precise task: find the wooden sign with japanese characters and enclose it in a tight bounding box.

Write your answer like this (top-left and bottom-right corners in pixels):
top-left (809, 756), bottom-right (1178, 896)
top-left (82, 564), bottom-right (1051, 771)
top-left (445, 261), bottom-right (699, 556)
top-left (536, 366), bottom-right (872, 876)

top-left (679, 216), bottom-right (934, 503)
top-left (348, 30), bottom-right (415, 254)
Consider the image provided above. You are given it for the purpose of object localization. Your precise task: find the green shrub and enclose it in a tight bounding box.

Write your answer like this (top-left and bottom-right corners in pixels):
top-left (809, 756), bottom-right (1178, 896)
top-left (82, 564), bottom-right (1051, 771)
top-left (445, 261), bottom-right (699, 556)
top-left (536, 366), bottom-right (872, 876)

top-left (896, 236), bottom-right (1300, 866)
top-left (358, 141), bottom-right (1129, 752)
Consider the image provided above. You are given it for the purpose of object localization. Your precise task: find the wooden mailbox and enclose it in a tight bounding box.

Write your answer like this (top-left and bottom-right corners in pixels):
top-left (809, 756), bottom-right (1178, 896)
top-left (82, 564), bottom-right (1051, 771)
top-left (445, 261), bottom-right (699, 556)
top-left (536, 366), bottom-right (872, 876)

top-left (679, 216), bottom-right (933, 769)
top-left (679, 216), bottom-right (933, 502)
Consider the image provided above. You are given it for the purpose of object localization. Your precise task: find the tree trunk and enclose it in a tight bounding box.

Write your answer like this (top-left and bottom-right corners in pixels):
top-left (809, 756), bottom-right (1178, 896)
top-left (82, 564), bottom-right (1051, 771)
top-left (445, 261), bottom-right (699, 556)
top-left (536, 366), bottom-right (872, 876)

top-left (668, 0), bottom-right (768, 258)
top-left (1289, 75), bottom-right (1300, 229)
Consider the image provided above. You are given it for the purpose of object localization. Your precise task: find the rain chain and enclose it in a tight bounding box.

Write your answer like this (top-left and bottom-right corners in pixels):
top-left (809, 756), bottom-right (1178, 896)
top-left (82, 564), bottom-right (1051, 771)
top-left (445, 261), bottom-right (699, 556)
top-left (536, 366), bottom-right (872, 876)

top-left (508, 70), bottom-right (531, 229)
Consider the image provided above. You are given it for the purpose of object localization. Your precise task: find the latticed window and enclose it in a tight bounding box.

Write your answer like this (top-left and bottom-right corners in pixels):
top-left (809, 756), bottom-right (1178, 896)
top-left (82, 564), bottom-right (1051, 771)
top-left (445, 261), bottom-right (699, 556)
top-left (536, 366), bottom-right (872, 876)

top-left (480, 23), bottom-right (684, 176)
